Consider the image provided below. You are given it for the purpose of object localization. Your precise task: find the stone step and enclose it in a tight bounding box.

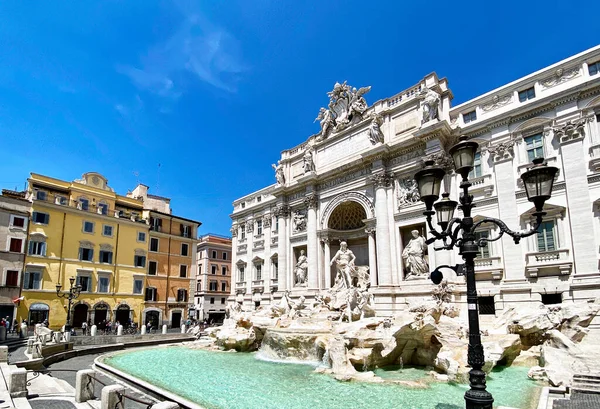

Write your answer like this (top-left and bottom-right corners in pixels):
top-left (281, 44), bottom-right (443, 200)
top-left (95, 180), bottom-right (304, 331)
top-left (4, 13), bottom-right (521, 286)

top-left (571, 386), bottom-right (600, 395)
top-left (12, 396), bottom-right (32, 409)
top-left (573, 374), bottom-right (600, 382)
top-left (27, 373), bottom-right (74, 397)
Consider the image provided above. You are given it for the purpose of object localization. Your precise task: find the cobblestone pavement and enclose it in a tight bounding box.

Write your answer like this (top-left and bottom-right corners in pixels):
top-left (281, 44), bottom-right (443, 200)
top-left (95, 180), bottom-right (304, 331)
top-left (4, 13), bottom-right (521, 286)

top-left (29, 399), bottom-right (77, 409)
top-left (46, 353), bottom-right (157, 409)
top-left (553, 392), bottom-right (600, 409)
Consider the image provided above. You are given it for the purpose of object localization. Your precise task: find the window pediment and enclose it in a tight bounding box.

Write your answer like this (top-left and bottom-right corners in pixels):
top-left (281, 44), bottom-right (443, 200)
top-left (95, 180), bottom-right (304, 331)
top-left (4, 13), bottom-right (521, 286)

top-left (30, 232), bottom-right (47, 242)
top-left (100, 243), bottom-right (113, 251)
top-left (521, 203), bottom-right (565, 219)
top-left (134, 248), bottom-right (147, 256)
top-left (79, 240), bottom-right (95, 249)
top-left (236, 259), bottom-right (247, 267)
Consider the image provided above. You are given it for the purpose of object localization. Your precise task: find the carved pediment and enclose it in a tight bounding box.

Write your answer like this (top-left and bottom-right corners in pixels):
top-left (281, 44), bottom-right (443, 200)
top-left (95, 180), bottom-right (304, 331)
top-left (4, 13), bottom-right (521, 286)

top-left (79, 240), bottom-right (95, 249)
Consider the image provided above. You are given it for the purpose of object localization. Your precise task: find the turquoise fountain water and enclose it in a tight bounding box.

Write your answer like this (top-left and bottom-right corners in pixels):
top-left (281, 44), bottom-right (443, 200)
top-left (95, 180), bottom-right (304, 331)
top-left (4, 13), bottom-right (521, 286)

top-left (104, 346), bottom-right (540, 409)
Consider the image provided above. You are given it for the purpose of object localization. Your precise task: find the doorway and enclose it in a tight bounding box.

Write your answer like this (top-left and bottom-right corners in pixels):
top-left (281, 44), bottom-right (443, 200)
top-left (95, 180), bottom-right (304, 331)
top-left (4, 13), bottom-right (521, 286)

top-left (171, 311), bottom-right (182, 328)
top-left (72, 304), bottom-right (88, 327)
top-left (94, 304), bottom-right (108, 325)
top-left (115, 305), bottom-right (131, 327)
top-left (145, 311), bottom-right (159, 330)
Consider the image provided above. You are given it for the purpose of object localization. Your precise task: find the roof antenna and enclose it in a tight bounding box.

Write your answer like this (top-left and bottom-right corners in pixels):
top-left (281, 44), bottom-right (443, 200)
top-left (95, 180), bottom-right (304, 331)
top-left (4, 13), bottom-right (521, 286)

top-left (156, 163), bottom-right (161, 194)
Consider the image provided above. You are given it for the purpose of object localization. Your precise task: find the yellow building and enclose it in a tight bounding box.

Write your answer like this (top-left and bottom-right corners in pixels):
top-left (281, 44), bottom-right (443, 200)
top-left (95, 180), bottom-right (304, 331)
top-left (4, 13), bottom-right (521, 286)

top-left (18, 172), bottom-right (150, 330)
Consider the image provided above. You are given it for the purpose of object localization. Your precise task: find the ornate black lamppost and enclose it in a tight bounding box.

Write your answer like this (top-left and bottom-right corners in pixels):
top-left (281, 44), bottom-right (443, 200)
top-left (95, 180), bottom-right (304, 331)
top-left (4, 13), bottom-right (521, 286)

top-left (56, 277), bottom-right (82, 334)
top-left (413, 136), bottom-right (559, 409)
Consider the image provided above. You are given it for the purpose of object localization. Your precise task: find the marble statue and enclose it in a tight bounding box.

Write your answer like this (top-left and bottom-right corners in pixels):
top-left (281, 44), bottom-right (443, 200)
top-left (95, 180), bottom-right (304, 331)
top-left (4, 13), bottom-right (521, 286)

top-left (272, 161), bottom-right (285, 185)
top-left (418, 87), bottom-right (440, 123)
top-left (292, 211), bottom-right (306, 233)
top-left (402, 230), bottom-right (429, 278)
top-left (294, 250), bottom-right (308, 286)
top-left (330, 241), bottom-right (356, 289)
top-left (396, 178), bottom-right (420, 207)
top-left (303, 149), bottom-right (315, 173)
top-left (315, 108), bottom-right (334, 140)
top-left (314, 82), bottom-right (372, 138)
top-left (367, 113), bottom-right (384, 145)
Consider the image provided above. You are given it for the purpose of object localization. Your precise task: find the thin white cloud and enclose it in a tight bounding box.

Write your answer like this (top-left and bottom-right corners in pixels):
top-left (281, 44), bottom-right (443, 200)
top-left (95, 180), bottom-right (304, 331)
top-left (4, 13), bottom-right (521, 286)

top-left (117, 8), bottom-right (246, 95)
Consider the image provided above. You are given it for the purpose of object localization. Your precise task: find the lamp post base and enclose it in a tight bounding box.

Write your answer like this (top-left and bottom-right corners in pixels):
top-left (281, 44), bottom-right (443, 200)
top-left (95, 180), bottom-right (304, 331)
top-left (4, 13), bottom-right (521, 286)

top-left (465, 389), bottom-right (494, 409)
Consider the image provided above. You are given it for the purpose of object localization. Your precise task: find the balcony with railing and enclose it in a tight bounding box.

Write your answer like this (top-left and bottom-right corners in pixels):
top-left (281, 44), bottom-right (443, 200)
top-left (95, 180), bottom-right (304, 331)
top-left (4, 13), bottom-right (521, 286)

top-left (474, 256), bottom-right (503, 280)
top-left (235, 281), bottom-right (246, 290)
top-left (525, 248), bottom-right (572, 277)
top-left (252, 280), bottom-right (264, 289)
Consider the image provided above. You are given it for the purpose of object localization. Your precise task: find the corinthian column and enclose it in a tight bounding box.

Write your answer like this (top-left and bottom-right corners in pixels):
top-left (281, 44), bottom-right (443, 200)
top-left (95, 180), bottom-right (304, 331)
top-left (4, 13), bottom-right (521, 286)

top-left (322, 238), bottom-right (331, 289)
top-left (373, 173), bottom-right (392, 285)
top-left (263, 215), bottom-right (272, 294)
top-left (276, 204), bottom-right (290, 291)
top-left (229, 225), bottom-right (238, 298)
top-left (305, 193), bottom-right (319, 289)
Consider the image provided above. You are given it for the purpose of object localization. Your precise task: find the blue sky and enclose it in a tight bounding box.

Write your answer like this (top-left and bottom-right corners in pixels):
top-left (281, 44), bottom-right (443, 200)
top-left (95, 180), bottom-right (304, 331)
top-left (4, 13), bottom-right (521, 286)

top-left (1, 1), bottom-right (599, 236)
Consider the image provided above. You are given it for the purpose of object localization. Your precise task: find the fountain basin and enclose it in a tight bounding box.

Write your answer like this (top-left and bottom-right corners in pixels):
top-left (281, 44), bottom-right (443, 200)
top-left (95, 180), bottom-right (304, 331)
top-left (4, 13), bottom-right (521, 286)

top-left (100, 345), bottom-right (542, 409)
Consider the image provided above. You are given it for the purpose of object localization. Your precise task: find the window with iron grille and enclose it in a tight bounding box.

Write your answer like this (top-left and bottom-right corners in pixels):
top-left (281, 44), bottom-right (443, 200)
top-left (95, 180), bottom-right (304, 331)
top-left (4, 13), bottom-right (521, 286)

top-left (478, 296), bottom-right (496, 315)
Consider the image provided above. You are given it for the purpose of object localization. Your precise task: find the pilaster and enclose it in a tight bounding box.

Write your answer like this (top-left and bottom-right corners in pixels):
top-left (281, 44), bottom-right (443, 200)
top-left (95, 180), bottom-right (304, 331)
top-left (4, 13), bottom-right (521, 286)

top-left (276, 204), bottom-right (290, 291)
top-left (305, 192), bottom-right (319, 289)
top-left (372, 171), bottom-right (393, 285)
top-left (263, 215), bottom-right (272, 294)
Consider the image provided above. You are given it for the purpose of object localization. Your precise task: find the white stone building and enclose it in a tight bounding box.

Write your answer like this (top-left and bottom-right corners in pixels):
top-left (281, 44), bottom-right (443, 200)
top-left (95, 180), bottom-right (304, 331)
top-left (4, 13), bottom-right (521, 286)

top-left (230, 45), bottom-right (600, 322)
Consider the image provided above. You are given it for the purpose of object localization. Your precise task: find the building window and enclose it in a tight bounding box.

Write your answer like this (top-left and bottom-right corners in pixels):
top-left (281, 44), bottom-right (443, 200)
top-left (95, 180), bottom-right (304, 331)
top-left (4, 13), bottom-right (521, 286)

top-left (211, 265), bottom-right (217, 275)
top-left (76, 275), bottom-right (91, 292)
top-left (132, 279), bottom-right (143, 294)
top-left (79, 248), bottom-right (94, 262)
top-left (83, 221), bottom-right (94, 233)
top-left (177, 289), bottom-right (188, 302)
top-left (537, 220), bottom-right (556, 252)
top-left (241, 203), bottom-right (245, 209)
top-left (28, 241), bottom-right (46, 256)
top-left (144, 286), bottom-right (156, 300)
top-left (256, 220), bottom-right (263, 235)
top-left (196, 281), bottom-right (202, 292)
top-left (148, 261), bottom-right (157, 275)
top-left (9, 238), bottom-right (23, 253)
top-left (137, 232), bottom-right (146, 242)
top-left (180, 265), bottom-right (188, 278)
top-left (23, 271), bottom-right (41, 290)
top-left (255, 264), bottom-right (262, 280)
top-left (589, 60), bottom-right (600, 76)
top-left (478, 296), bottom-right (496, 315)
top-left (79, 198), bottom-right (89, 211)
top-left (103, 225), bottom-right (113, 237)
top-left (210, 297), bottom-right (215, 304)
top-left (55, 196), bottom-right (67, 205)
top-left (209, 281), bottom-right (218, 291)
top-left (469, 152), bottom-right (482, 179)
top-left (10, 216), bottom-right (26, 229)
top-left (134, 255), bottom-right (146, 268)
top-left (181, 225), bottom-right (191, 238)
top-left (181, 243), bottom-right (189, 256)
top-left (99, 250), bottom-right (113, 264)
top-left (98, 277), bottom-right (110, 293)
top-left (239, 267), bottom-right (245, 282)
top-left (221, 282), bottom-right (227, 292)
top-left (98, 202), bottom-right (108, 215)
top-left (212, 250), bottom-right (217, 259)
top-left (150, 217), bottom-right (162, 232)
top-left (240, 226), bottom-right (246, 240)
top-left (222, 266), bottom-right (227, 275)
top-left (257, 196), bottom-right (262, 203)
top-left (36, 190), bottom-right (47, 201)
top-left (273, 262), bottom-right (278, 280)
top-left (474, 231), bottom-right (490, 258)
top-left (150, 238), bottom-right (159, 252)
top-left (221, 297), bottom-right (226, 304)
top-left (518, 87), bottom-right (536, 102)
top-left (463, 110), bottom-right (477, 124)
top-left (32, 211), bottom-right (49, 224)
top-left (6, 270), bottom-right (19, 287)
top-left (274, 217), bottom-right (279, 233)
top-left (525, 133), bottom-right (544, 162)
top-left (541, 293), bottom-right (562, 305)
top-left (222, 252), bottom-right (227, 260)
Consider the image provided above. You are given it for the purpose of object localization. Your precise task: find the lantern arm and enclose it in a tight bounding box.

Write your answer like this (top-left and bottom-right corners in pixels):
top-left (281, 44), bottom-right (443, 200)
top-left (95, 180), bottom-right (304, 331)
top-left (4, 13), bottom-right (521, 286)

top-left (424, 214), bottom-right (461, 244)
top-left (427, 218), bottom-right (462, 251)
top-left (469, 212), bottom-right (546, 245)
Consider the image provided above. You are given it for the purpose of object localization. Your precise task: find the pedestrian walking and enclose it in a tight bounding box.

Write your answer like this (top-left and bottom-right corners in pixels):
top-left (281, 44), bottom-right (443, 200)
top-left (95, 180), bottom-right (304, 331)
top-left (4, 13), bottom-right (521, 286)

top-left (81, 321), bottom-right (88, 336)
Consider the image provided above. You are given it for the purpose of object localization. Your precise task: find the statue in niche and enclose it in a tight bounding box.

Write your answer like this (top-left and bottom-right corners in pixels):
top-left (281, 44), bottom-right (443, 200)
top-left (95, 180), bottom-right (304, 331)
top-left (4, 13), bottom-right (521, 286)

top-left (303, 149), bottom-right (315, 173)
top-left (330, 241), bottom-right (356, 289)
top-left (315, 107), bottom-right (334, 141)
top-left (272, 161), bottom-right (285, 185)
top-left (396, 178), bottom-right (420, 207)
top-left (418, 87), bottom-right (440, 124)
top-left (294, 250), bottom-right (308, 286)
top-left (367, 113), bottom-right (384, 145)
top-left (402, 230), bottom-right (429, 279)
top-left (292, 211), bottom-right (306, 233)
